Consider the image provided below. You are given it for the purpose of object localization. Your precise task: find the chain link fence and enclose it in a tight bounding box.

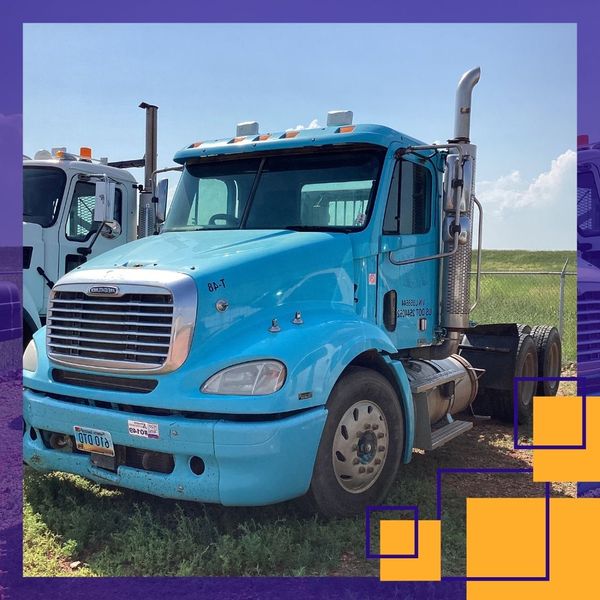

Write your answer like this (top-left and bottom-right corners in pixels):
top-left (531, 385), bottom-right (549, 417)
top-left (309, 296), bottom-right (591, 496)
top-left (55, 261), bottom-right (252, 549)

top-left (469, 264), bottom-right (576, 364)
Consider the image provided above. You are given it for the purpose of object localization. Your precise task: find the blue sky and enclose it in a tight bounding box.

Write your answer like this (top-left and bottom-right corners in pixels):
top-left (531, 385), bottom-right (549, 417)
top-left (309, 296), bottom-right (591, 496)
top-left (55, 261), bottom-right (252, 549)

top-left (23, 23), bottom-right (576, 249)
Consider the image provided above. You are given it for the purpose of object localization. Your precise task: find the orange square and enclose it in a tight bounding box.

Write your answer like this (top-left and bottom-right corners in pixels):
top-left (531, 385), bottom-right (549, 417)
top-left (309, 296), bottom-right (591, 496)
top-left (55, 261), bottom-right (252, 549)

top-left (380, 520), bottom-right (441, 581)
top-left (467, 498), bottom-right (546, 578)
top-left (533, 395), bottom-right (600, 483)
top-left (533, 395), bottom-right (583, 447)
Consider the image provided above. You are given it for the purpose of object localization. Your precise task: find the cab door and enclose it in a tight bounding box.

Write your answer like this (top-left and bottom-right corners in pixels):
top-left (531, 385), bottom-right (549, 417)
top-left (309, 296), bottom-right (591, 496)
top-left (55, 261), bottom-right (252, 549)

top-left (378, 156), bottom-right (440, 350)
top-left (58, 177), bottom-right (126, 276)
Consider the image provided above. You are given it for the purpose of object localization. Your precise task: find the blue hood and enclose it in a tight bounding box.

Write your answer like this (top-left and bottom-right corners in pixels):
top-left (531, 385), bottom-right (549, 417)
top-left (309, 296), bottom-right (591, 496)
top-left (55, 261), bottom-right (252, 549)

top-left (76, 229), bottom-right (357, 322)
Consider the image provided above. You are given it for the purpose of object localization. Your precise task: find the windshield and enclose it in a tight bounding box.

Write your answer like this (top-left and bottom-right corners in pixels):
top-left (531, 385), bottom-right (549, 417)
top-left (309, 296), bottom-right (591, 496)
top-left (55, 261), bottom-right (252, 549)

top-left (578, 168), bottom-right (600, 236)
top-left (164, 149), bottom-right (385, 232)
top-left (23, 166), bottom-right (66, 227)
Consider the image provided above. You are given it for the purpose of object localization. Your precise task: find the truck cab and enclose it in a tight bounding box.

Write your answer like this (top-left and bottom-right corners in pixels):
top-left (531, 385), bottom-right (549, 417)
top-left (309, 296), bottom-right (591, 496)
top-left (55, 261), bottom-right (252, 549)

top-left (23, 69), bottom-right (562, 516)
top-left (23, 154), bottom-right (138, 344)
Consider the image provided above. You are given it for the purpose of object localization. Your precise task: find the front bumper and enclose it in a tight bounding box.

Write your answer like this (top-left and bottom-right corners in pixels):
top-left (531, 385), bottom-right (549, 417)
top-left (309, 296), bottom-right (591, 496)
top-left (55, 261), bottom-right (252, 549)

top-left (23, 388), bottom-right (327, 506)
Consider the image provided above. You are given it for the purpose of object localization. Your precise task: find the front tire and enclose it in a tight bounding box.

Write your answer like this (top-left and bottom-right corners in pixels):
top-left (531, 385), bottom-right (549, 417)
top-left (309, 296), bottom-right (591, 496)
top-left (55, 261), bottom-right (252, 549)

top-left (304, 367), bottom-right (404, 518)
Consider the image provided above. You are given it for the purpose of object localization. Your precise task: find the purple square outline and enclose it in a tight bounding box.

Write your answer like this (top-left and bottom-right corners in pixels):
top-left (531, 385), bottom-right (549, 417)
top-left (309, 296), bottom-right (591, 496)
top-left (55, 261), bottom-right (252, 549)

top-left (513, 376), bottom-right (587, 450)
top-left (436, 468), bottom-right (551, 582)
top-left (365, 505), bottom-right (419, 559)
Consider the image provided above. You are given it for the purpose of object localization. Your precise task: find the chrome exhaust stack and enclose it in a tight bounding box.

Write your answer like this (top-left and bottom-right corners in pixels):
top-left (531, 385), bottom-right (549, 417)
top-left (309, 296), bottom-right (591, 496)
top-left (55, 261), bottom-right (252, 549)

top-left (440, 67), bottom-right (481, 339)
top-left (453, 67), bottom-right (481, 143)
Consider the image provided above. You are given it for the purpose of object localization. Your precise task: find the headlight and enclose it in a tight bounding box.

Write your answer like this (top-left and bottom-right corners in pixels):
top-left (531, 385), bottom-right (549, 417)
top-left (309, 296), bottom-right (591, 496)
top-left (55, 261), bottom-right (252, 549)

top-left (201, 360), bottom-right (286, 395)
top-left (23, 339), bottom-right (38, 373)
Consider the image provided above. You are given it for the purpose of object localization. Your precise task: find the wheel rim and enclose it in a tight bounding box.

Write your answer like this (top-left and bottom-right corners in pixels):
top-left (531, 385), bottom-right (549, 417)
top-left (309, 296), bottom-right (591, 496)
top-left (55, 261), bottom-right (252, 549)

top-left (331, 400), bottom-right (389, 494)
top-left (520, 350), bottom-right (537, 406)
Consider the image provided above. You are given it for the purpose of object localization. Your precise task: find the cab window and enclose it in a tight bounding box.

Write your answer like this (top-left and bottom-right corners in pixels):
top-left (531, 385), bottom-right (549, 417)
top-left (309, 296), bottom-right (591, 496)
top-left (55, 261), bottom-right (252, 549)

top-left (383, 160), bottom-right (432, 235)
top-left (65, 181), bottom-right (122, 242)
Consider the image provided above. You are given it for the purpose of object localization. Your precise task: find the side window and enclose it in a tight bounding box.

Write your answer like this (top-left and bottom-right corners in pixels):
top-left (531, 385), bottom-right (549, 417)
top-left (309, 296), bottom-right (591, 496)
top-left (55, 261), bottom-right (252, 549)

top-left (66, 182), bottom-right (122, 242)
top-left (383, 161), bottom-right (432, 235)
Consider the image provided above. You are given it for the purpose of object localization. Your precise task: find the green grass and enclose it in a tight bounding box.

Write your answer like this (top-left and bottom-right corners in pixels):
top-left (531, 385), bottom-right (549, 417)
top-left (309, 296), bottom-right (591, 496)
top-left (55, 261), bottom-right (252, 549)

top-left (470, 250), bottom-right (576, 362)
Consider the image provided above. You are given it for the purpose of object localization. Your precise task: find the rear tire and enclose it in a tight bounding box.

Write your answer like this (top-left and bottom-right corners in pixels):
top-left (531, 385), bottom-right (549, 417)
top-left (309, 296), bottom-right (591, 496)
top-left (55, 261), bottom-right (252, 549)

top-left (491, 334), bottom-right (538, 424)
top-left (530, 325), bottom-right (562, 396)
top-left (303, 367), bottom-right (404, 518)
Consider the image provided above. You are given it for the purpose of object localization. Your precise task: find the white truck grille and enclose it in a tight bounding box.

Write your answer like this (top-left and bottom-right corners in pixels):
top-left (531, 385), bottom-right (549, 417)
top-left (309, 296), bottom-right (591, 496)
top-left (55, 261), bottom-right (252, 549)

top-left (46, 269), bottom-right (197, 374)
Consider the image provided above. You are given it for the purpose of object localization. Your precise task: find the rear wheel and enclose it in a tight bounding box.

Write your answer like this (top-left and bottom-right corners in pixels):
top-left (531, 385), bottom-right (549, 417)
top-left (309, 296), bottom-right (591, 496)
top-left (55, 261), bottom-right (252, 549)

top-left (530, 325), bottom-right (562, 396)
top-left (304, 367), bottom-right (404, 518)
top-left (491, 334), bottom-right (538, 424)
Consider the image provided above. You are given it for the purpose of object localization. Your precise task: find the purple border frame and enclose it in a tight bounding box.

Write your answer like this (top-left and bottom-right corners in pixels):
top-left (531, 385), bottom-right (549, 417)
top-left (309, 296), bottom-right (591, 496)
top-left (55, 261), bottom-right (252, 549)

top-left (513, 377), bottom-right (587, 450)
top-left (1, 1), bottom-right (597, 598)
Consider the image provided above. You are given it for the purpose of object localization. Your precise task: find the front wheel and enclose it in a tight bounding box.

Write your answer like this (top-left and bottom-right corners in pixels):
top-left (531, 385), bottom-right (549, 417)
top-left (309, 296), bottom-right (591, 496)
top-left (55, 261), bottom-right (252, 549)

top-left (304, 367), bottom-right (404, 518)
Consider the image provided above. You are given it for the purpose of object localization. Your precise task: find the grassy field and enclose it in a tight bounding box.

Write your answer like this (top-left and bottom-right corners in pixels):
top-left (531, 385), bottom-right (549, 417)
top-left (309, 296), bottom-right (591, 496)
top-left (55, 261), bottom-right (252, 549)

top-left (470, 250), bottom-right (576, 363)
top-left (23, 249), bottom-right (577, 577)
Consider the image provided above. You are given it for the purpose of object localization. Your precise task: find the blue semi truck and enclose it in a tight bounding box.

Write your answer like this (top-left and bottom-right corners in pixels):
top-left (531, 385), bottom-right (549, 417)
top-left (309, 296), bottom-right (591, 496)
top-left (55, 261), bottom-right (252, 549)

top-left (23, 68), bottom-right (562, 516)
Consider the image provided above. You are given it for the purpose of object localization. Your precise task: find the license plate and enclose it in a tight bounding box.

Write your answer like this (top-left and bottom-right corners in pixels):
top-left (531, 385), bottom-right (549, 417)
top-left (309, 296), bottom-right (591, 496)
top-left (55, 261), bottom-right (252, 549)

top-left (73, 426), bottom-right (115, 457)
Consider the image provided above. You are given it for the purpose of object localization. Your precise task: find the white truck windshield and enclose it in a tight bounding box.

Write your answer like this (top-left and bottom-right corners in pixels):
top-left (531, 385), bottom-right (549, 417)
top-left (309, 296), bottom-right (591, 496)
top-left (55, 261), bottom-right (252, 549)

top-left (164, 149), bottom-right (384, 232)
top-left (23, 166), bottom-right (66, 227)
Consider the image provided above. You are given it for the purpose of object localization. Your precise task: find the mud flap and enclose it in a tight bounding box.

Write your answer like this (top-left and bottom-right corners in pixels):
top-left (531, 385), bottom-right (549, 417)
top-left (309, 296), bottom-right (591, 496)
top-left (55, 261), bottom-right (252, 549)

top-left (458, 323), bottom-right (521, 415)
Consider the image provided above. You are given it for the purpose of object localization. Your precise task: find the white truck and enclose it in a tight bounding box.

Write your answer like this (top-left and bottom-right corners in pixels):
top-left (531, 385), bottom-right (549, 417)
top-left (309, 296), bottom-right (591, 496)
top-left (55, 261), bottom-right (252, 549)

top-left (23, 103), bottom-right (173, 344)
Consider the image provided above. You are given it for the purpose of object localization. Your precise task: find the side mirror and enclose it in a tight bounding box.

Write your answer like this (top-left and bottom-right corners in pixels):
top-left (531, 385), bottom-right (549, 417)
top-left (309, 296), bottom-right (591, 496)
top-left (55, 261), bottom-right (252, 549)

top-left (155, 178), bottom-right (168, 223)
top-left (100, 221), bottom-right (122, 239)
top-left (94, 179), bottom-right (116, 223)
top-left (443, 154), bottom-right (473, 213)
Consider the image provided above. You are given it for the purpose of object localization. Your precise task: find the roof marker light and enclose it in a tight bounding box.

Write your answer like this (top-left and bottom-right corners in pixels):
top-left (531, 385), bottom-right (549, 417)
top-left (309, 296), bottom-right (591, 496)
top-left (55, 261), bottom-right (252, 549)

top-left (282, 130), bottom-right (300, 139)
top-left (257, 134), bottom-right (271, 141)
top-left (236, 121), bottom-right (259, 137)
top-left (33, 149), bottom-right (52, 160)
top-left (230, 136), bottom-right (247, 144)
top-left (337, 125), bottom-right (355, 134)
top-left (80, 147), bottom-right (92, 161)
top-left (327, 110), bottom-right (353, 127)
top-left (578, 134), bottom-right (590, 147)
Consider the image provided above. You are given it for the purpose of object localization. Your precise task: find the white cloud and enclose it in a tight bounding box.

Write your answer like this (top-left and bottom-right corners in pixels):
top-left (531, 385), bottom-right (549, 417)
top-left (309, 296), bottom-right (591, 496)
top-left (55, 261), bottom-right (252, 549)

top-left (286, 118), bottom-right (321, 132)
top-left (477, 150), bottom-right (576, 217)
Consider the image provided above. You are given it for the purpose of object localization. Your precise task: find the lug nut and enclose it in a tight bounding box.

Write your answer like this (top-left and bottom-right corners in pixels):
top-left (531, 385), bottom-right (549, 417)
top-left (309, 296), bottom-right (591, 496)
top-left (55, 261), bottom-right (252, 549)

top-left (378, 446), bottom-right (385, 452)
top-left (352, 458), bottom-right (360, 465)
top-left (372, 424), bottom-right (379, 431)
top-left (352, 444), bottom-right (358, 451)
top-left (358, 466), bottom-right (366, 473)
top-left (364, 423), bottom-right (371, 429)
top-left (377, 432), bottom-right (384, 438)
top-left (374, 458), bottom-right (382, 465)
top-left (367, 467), bottom-right (374, 473)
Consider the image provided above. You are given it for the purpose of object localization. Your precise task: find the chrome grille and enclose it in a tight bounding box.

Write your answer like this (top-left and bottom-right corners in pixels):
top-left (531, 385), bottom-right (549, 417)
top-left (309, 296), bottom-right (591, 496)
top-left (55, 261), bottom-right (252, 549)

top-left (48, 291), bottom-right (173, 367)
top-left (46, 269), bottom-right (197, 374)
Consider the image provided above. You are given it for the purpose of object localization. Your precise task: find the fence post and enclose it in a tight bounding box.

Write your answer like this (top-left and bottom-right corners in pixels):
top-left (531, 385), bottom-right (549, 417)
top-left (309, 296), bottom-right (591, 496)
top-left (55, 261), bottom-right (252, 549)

top-left (558, 258), bottom-right (568, 339)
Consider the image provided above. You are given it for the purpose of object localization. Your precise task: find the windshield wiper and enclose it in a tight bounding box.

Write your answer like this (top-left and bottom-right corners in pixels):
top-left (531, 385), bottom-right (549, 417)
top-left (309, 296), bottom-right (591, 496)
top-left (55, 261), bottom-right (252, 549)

top-left (282, 225), bottom-right (352, 233)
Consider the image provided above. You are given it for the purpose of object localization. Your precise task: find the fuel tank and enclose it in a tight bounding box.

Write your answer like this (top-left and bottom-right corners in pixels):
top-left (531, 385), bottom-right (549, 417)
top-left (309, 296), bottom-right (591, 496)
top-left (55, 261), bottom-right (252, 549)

top-left (404, 354), bottom-right (479, 424)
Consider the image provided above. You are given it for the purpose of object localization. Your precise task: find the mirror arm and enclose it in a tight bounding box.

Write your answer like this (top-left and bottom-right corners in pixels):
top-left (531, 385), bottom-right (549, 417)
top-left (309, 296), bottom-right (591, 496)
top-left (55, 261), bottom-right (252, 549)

top-left (77, 220), bottom-right (107, 256)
